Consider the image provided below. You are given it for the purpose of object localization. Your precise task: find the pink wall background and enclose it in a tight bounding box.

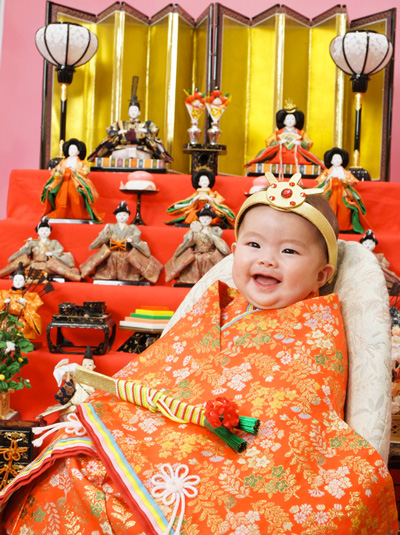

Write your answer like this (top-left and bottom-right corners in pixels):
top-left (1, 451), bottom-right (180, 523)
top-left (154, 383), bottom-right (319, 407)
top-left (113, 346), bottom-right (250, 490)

top-left (0, 0), bottom-right (398, 220)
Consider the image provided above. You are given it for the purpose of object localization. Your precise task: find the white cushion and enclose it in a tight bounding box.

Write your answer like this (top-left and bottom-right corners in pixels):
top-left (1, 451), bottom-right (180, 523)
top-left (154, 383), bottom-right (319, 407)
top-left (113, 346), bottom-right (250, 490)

top-left (164, 240), bottom-right (392, 461)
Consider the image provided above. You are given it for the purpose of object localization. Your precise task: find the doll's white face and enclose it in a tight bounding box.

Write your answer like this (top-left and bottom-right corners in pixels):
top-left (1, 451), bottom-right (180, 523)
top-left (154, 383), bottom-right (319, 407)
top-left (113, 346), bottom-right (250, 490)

top-left (361, 239), bottom-right (376, 252)
top-left (116, 211), bottom-right (129, 224)
top-left (37, 226), bottom-right (51, 239)
top-left (331, 154), bottom-right (343, 167)
top-left (13, 274), bottom-right (25, 289)
top-left (199, 215), bottom-right (212, 227)
top-left (81, 358), bottom-right (95, 371)
top-left (198, 175), bottom-right (210, 188)
top-left (128, 105), bottom-right (141, 120)
top-left (68, 144), bottom-right (79, 157)
top-left (284, 114), bottom-right (296, 128)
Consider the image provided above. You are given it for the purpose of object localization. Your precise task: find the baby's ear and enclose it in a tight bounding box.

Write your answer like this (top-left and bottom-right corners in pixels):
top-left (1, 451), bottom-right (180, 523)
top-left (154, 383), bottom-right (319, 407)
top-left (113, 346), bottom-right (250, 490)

top-left (231, 242), bottom-right (237, 254)
top-left (317, 264), bottom-right (335, 288)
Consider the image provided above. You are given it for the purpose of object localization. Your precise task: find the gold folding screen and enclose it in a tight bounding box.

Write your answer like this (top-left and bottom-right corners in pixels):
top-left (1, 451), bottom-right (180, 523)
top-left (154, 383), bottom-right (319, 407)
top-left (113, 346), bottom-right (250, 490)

top-left (42, 3), bottom-right (395, 180)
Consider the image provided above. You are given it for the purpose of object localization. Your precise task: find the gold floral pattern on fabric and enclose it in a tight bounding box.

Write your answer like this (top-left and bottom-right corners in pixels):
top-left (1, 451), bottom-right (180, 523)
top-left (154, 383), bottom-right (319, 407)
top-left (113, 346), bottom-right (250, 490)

top-left (3, 282), bottom-right (398, 534)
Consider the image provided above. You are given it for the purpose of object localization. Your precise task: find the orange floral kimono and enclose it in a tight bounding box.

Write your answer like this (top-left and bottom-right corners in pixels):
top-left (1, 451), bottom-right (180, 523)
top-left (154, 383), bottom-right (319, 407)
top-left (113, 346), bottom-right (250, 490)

top-left (1, 282), bottom-right (397, 534)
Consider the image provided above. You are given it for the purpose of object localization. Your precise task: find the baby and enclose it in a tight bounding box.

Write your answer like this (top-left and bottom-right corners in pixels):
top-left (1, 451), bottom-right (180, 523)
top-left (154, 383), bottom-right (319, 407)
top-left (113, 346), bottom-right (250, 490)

top-left (232, 174), bottom-right (338, 309)
top-left (1, 175), bottom-right (397, 534)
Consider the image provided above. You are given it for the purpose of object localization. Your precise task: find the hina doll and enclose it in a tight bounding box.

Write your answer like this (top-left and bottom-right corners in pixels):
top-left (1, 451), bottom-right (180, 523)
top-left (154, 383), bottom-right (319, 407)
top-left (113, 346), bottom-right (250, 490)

top-left (165, 203), bottom-right (231, 285)
top-left (38, 347), bottom-right (97, 420)
top-left (244, 102), bottom-right (325, 176)
top-left (79, 201), bottom-right (163, 283)
top-left (316, 147), bottom-right (370, 233)
top-left (359, 229), bottom-right (400, 294)
top-left (165, 169), bottom-right (235, 228)
top-left (0, 264), bottom-right (43, 339)
top-left (0, 217), bottom-right (81, 281)
top-left (88, 76), bottom-right (172, 163)
top-left (41, 138), bottom-right (103, 223)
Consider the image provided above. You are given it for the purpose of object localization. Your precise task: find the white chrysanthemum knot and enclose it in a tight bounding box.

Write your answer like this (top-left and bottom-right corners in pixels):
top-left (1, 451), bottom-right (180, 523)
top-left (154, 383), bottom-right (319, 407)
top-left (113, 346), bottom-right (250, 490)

top-left (151, 463), bottom-right (200, 534)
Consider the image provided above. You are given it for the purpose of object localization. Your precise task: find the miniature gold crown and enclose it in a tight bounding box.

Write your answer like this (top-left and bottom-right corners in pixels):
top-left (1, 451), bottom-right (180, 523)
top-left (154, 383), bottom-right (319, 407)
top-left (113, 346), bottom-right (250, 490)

top-left (284, 98), bottom-right (297, 113)
top-left (235, 173), bottom-right (338, 277)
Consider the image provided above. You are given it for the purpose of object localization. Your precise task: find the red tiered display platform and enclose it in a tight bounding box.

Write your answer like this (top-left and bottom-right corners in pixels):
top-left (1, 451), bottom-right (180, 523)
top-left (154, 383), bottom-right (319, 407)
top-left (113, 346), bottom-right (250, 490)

top-left (1, 170), bottom-right (399, 421)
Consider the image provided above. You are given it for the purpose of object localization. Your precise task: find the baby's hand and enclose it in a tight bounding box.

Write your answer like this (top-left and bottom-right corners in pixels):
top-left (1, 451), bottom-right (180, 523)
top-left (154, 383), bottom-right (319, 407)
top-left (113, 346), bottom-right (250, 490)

top-left (18, 297), bottom-right (27, 306)
top-left (4, 298), bottom-right (10, 304)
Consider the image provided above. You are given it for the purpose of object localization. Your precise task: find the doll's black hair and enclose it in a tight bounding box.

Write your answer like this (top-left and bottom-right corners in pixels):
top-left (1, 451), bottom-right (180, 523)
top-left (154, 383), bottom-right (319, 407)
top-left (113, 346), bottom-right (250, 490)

top-left (276, 109), bottom-right (305, 131)
top-left (62, 138), bottom-right (87, 161)
top-left (323, 147), bottom-right (349, 169)
top-left (191, 169), bottom-right (215, 189)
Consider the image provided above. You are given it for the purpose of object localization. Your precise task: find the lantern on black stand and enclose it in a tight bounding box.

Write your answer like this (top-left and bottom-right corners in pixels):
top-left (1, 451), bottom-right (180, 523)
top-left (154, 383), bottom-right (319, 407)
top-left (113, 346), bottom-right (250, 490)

top-left (35, 22), bottom-right (98, 160)
top-left (330, 30), bottom-right (393, 180)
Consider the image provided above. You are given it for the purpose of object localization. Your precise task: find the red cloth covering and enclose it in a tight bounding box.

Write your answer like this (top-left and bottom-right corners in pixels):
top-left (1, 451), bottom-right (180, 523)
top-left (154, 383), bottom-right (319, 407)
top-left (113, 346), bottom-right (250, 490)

top-left (0, 170), bottom-right (399, 422)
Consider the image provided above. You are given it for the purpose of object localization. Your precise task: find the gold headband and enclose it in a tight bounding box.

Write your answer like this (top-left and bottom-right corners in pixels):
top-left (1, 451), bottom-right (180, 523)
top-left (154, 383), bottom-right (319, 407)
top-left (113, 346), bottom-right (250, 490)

top-left (235, 173), bottom-right (338, 277)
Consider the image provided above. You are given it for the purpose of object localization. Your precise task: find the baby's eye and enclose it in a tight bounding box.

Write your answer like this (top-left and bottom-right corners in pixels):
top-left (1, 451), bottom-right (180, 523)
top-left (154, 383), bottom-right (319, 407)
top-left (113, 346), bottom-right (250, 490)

top-left (282, 248), bottom-right (298, 255)
top-left (248, 242), bottom-right (260, 248)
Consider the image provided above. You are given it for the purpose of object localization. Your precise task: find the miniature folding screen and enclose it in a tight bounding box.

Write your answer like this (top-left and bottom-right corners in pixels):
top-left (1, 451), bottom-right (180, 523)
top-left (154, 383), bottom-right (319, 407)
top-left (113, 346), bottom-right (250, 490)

top-left (41, 3), bottom-right (395, 180)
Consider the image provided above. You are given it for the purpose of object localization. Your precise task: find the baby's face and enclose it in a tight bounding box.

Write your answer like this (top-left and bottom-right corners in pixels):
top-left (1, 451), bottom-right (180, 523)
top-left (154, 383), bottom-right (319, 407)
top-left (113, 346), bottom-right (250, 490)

top-left (231, 205), bottom-right (334, 309)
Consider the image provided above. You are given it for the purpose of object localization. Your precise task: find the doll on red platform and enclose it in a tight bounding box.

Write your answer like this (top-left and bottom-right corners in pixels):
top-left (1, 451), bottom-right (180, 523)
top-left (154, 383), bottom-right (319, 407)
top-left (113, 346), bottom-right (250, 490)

top-left (41, 138), bottom-right (103, 223)
top-left (88, 76), bottom-right (172, 164)
top-left (316, 147), bottom-right (370, 234)
top-left (244, 101), bottom-right (325, 176)
top-left (0, 217), bottom-right (81, 281)
top-left (0, 264), bottom-right (43, 340)
top-left (80, 201), bottom-right (163, 283)
top-left (165, 203), bottom-right (231, 285)
top-left (165, 169), bottom-right (236, 229)
top-left (359, 230), bottom-right (400, 294)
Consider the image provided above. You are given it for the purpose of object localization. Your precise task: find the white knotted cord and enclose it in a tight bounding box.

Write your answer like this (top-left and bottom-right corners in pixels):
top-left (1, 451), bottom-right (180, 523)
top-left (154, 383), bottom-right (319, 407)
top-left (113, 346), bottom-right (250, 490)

top-left (151, 464), bottom-right (200, 535)
top-left (32, 413), bottom-right (86, 447)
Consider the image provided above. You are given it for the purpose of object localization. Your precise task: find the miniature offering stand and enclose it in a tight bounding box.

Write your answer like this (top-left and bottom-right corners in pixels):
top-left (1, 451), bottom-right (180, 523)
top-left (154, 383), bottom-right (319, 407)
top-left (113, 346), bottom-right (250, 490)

top-left (46, 301), bottom-right (116, 355)
top-left (118, 306), bottom-right (174, 353)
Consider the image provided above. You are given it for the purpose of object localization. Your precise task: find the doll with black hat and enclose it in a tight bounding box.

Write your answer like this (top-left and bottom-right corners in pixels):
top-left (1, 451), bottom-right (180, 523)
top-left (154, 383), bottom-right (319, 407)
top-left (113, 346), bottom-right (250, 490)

top-left (41, 138), bottom-right (103, 223)
top-left (316, 147), bottom-right (370, 234)
top-left (88, 76), bottom-right (172, 164)
top-left (0, 217), bottom-right (81, 281)
top-left (79, 201), bottom-right (163, 284)
top-left (165, 203), bottom-right (231, 285)
top-left (244, 100), bottom-right (325, 177)
top-left (38, 346), bottom-right (97, 420)
top-left (165, 168), bottom-right (235, 228)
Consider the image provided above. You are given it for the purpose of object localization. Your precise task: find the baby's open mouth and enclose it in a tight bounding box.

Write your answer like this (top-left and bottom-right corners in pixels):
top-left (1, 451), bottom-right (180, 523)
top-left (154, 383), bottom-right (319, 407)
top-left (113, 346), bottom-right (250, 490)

top-left (253, 274), bottom-right (280, 286)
